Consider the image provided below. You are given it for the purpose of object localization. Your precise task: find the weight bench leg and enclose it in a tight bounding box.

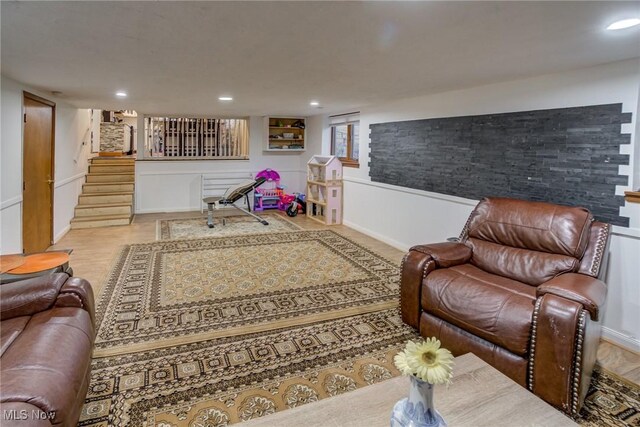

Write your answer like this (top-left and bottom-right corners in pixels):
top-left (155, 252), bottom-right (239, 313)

top-left (232, 204), bottom-right (269, 225)
top-left (207, 203), bottom-right (215, 228)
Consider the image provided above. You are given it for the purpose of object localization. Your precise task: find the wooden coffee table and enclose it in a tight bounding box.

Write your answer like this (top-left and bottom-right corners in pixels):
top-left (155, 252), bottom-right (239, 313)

top-left (237, 353), bottom-right (577, 427)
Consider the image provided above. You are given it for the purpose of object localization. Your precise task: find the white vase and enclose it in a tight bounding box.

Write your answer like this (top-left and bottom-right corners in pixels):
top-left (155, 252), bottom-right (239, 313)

top-left (390, 376), bottom-right (447, 427)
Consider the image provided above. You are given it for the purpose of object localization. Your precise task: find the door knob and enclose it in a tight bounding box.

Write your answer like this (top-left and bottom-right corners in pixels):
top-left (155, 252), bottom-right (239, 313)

top-left (47, 179), bottom-right (54, 184)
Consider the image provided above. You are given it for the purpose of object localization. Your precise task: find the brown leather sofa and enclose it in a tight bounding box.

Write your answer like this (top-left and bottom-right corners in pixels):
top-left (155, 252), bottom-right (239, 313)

top-left (1, 273), bottom-right (95, 426)
top-left (400, 197), bottom-right (610, 415)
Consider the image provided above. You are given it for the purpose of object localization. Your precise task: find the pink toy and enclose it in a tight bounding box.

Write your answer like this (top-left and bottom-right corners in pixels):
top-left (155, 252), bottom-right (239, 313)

top-left (277, 188), bottom-right (296, 211)
top-left (254, 169), bottom-right (282, 211)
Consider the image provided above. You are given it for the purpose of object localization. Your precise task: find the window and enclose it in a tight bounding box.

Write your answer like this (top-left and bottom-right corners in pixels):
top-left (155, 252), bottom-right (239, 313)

top-left (330, 112), bottom-right (359, 167)
top-left (145, 116), bottom-right (249, 159)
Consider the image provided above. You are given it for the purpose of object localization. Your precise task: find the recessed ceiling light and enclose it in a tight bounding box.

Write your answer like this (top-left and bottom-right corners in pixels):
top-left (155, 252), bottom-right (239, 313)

top-left (115, 91), bottom-right (127, 98)
top-left (218, 96), bottom-right (233, 101)
top-left (607, 18), bottom-right (640, 30)
top-left (310, 101), bottom-right (320, 106)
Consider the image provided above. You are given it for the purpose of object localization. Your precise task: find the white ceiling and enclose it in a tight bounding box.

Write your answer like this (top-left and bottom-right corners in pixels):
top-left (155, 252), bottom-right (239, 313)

top-left (2, 1), bottom-right (639, 117)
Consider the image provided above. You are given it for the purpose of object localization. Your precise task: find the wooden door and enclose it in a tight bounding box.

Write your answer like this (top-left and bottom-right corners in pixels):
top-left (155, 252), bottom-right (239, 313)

top-left (22, 92), bottom-right (55, 253)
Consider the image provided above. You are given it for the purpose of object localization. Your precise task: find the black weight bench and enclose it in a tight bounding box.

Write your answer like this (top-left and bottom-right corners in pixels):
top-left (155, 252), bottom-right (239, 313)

top-left (203, 177), bottom-right (267, 228)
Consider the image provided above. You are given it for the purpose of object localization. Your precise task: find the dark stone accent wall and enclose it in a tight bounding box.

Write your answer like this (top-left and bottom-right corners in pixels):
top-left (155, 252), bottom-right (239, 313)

top-left (369, 104), bottom-right (631, 226)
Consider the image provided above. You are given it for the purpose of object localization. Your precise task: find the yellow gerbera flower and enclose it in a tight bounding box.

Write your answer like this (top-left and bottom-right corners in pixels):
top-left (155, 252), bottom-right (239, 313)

top-left (404, 337), bottom-right (454, 385)
top-left (393, 351), bottom-right (413, 375)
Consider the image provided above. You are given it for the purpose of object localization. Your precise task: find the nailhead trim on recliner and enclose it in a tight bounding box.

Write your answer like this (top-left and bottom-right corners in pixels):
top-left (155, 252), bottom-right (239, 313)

top-left (590, 223), bottom-right (610, 278)
top-left (527, 297), bottom-right (544, 391)
top-left (570, 310), bottom-right (587, 415)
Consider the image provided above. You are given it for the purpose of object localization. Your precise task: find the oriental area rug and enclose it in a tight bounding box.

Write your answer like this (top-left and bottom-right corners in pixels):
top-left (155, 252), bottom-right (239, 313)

top-left (157, 213), bottom-right (301, 240)
top-left (81, 228), bottom-right (639, 426)
top-left (80, 310), bottom-right (639, 426)
top-left (80, 309), bottom-right (417, 426)
top-left (92, 230), bottom-right (400, 357)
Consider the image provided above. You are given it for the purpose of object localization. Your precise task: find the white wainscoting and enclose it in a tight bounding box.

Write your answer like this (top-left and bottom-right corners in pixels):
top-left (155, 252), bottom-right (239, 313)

top-left (0, 199), bottom-right (22, 253)
top-left (54, 172), bottom-right (87, 243)
top-left (55, 172), bottom-right (86, 189)
top-left (135, 166), bottom-right (305, 214)
top-left (0, 195), bottom-right (22, 211)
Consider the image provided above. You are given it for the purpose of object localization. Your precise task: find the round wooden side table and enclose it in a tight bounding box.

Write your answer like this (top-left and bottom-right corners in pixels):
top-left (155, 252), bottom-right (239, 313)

top-left (7, 252), bottom-right (70, 275)
top-left (0, 254), bottom-right (26, 273)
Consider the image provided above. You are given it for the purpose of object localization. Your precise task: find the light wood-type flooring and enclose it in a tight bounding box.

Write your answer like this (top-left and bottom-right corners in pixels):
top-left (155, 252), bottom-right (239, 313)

top-left (50, 211), bottom-right (640, 385)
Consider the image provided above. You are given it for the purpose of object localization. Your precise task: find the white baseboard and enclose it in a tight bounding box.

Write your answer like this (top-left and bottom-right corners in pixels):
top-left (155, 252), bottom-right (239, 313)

top-left (54, 225), bottom-right (71, 243)
top-left (342, 219), bottom-right (410, 252)
top-left (601, 326), bottom-right (640, 353)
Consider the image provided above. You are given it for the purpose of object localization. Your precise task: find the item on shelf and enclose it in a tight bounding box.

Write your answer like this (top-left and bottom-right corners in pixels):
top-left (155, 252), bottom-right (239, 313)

top-left (266, 117), bottom-right (306, 151)
top-left (306, 155), bottom-right (343, 225)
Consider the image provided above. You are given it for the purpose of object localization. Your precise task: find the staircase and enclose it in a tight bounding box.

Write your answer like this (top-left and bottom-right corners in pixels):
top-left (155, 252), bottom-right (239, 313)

top-left (70, 157), bottom-right (135, 229)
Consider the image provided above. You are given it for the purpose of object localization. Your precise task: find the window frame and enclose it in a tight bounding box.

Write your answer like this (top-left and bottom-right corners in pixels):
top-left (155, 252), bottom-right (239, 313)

top-left (330, 113), bottom-right (360, 168)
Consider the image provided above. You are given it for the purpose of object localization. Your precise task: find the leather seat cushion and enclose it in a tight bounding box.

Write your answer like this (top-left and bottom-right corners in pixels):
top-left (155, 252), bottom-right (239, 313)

top-left (0, 307), bottom-right (94, 426)
top-left (0, 316), bottom-right (30, 357)
top-left (421, 264), bottom-right (535, 356)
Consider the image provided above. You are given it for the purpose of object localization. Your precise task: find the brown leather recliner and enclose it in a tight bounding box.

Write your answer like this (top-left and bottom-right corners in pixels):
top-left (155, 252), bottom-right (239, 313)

top-left (1, 273), bottom-right (95, 426)
top-left (400, 197), bottom-right (610, 415)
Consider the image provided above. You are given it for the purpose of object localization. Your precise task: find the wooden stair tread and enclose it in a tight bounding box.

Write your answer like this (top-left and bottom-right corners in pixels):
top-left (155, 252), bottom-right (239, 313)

top-left (80, 191), bottom-right (134, 196)
top-left (76, 202), bottom-right (132, 209)
top-left (71, 213), bottom-right (132, 222)
top-left (84, 181), bottom-right (135, 185)
top-left (87, 172), bottom-right (135, 175)
top-left (74, 157), bottom-right (135, 228)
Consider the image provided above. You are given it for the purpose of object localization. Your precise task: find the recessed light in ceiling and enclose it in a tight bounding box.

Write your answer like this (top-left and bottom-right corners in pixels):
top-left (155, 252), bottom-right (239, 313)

top-left (115, 91), bottom-right (127, 98)
top-left (606, 18), bottom-right (640, 30)
top-left (310, 101), bottom-right (320, 106)
top-left (218, 96), bottom-right (233, 101)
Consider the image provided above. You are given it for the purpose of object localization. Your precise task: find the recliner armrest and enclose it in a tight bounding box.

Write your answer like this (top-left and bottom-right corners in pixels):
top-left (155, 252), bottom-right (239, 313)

top-left (409, 242), bottom-right (472, 268)
top-left (537, 273), bottom-right (606, 321)
top-left (0, 273), bottom-right (68, 320)
top-left (55, 277), bottom-right (96, 324)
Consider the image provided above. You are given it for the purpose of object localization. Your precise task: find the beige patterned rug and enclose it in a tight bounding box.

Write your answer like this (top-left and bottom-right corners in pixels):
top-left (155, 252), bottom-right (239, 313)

top-left (578, 368), bottom-right (640, 426)
top-left (157, 213), bottom-right (301, 240)
top-left (93, 230), bottom-right (399, 357)
top-left (80, 307), bottom-right (638, 427)
top-left (80, 309), bottom-right (417, 426)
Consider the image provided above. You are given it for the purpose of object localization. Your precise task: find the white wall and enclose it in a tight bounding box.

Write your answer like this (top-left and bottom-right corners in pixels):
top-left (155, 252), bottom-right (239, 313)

top-left (0, 75), bottom-right (92, 253)
top-left (90, 109), bottom-right (102, 153)
top-left (341, 59), bottom-right (640, 351)
top-left (135, 116), bottom-right (319, 213)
